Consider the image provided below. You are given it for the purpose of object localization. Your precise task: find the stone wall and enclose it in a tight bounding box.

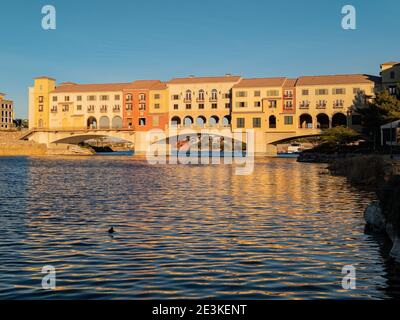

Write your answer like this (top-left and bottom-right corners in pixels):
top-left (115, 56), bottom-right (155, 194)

top-left (0, 131), bottom-right (47, 156)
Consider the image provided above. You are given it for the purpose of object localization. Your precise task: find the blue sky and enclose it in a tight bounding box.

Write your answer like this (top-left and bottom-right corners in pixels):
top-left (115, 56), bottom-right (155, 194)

top-left (1, 0), bottom-right (399, 118)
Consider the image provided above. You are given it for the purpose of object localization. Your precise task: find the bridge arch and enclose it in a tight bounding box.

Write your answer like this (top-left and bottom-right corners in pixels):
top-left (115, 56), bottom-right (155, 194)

top-left (87, 116), bottom-right (97, 129)
top-left (317, 113), bottom-right (330, 129)
top-left (299, 113), bottom-right (313, 129)
top-left (99, 116), bottom-right (110, 129)
top-left (332, 112), bottom-right (347, 127)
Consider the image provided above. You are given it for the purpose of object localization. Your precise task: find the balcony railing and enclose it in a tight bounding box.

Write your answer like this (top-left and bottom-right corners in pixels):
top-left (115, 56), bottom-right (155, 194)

top-left (196, 98), bottom-right (205, 103)
top-left (209, 97), bottom-right (218, 102)
top-left (183, 98), bottom-right (192, 103)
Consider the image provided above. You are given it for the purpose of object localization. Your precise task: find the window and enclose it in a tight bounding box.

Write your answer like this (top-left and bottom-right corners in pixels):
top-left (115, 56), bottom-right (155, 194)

top-left (126, 94), bottom-right (133, 101)
top-left (51, 106), bottom-right (57, 113)
top-left (39, 96), bottom-right (44, 103)
top-left (223, 93), bottom-right (230, 99)
top-left (211, 89), bottom-right (218, 100)
top-left (77, 96), bottom-right (82, 101)
top-left (127, 118), bottom-right (133, 128)
top-left (284, 90), bottom-right (293, 97)
top-left (254, 91), bottom-right (261, 97)
top-left (115, 95), bottom-right (120, 100)
top-left (198, 90), bottom-right (205, 101)
top-left (333, 99), bottom-right (344, 107)
top-left (139, 93), bottom-right (146, 101)
top-left (333, 88), bottom-right (346, 95)
top-left (284, 116), bottom-right (293, 125)
top-left (253, 117), bottom-right (261, 128)
top-left (173, 104), bottom-right (179, 110)
top-left (211, 103), bottom-right (217, 109)
top-left (38, 105), bottom-right (43, 112)
top-left (88, 95), bottom-right (96, 101)
top-left (88, 105), bottom-right (95, 112)
top-left (299, 100), bottom-right (309, 108)
top-left (139, 103), bottom-right (146, 111)
top-left (268, 100), bottom-right (277, 108)
top-left (198, 104), bottom-right (204, 109)
top-left (154, 104), bottom-right (160, 109)
top-left (236, 91), bottom-right (247, 98)
top-left (353, 88), bottom-right (361, 94)
top-left (237, 118), bottom-right (245, 128)
top-left (52, 96), bottom-right (57, 102)
top-left (267, 90), bottom-right (279, 97)
top-left (113, 105), bottom-right (120, 112)
top-left (186, 104), bottom-right (192, 110)
top-left (62, 105), bottom-right (69, 112)
top-left (236, 102), bottom-right (247, 108)
top-left (315, 89), bottom-right (328, 95)
top-left (284, 101), bottom-right (293, 109)
top-left (225, 103), bottom-right (230, 109)
top-left (317, 100), bottom-right (327, 108)
top-left (269, 116), bottom-right (277, 128)
top-left (302, 89), bottom-right (309, 96)
top-left (65, 96), bottom-right (70, 102)
top-left (390, 71), bottom-right (395, 79)
top-left (389, 86), bottom-right (397, 95)
top-left (77, 105), bottom-right (82, 111)
top-left (185, 90), bottom-right (192, 101)
top-left (254, 101), bottom-right (261, 107)
top-left (126, 103), bottom-right (133, 111)
top-left (154, 94), bottom-right (161, 99)
top-left (172, 95), bottom-right (180, 100)
top-left (100, 105), bottom-right (107, 112)
top-left (139, 118), bottom-right (146, 126)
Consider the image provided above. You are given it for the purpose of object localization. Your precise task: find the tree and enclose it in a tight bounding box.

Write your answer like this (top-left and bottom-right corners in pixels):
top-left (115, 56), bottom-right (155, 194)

top-left (321, 126), bottom-right (360, 147)
top-left (355, 89), bottom-right (400, 148)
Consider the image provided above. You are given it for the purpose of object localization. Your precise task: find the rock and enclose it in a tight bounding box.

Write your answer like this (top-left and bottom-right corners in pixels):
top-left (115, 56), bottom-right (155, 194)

top-left (364, 200), bottom-right (386, 233)
top-left (390, 237), bottom-right (400, 263)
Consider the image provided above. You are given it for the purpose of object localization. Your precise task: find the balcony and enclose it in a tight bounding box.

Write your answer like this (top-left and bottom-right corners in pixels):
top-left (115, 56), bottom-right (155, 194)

top-left (196, 98), bottom-right (205, 103)
top-left (299, 104), bottom-right (310, 109)
top-left (183, 98), bottom-right (192, 104)
top-left (316, 104), bottom-right (327, 109)
top-left (209, 97), bottom-right (218, 102)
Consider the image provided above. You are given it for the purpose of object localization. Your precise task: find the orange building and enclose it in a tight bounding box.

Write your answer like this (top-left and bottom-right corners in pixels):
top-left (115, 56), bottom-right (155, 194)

top-left (122, 80), bottom-right (167, 131)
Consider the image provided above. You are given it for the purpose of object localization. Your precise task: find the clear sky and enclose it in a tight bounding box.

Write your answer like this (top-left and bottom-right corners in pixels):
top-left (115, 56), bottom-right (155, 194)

top-left (1, 0), bottom-right (399, 118)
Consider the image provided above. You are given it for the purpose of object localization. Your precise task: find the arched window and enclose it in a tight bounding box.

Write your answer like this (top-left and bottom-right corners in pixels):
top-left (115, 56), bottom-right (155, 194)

top-left (126, 94), bottom-right (133, 101)
top-left (269, 115), bottom-right (276, 129)
top-left (99, 116), bottom-right (110, 129)
top-left (139, 93), bottom-right (146, 101)
top-left (185, 90), bottom-right (192, 101)
top-left (198, 90), bottom-right (205, 101)
top-left (211, 89), bottom-right (218, 100)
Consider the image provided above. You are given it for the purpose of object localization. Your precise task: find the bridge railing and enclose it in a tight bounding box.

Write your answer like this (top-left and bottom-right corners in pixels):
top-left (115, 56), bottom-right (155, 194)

top-left (28, 127), bottom-right (136, 132)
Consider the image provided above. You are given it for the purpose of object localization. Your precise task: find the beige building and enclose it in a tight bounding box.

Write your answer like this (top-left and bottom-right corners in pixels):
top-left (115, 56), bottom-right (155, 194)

top-left (166, 75), bottom-right (241, 128)
top-left (295, 74), bottom-right (378, 130)
top-left (0, 93), bottom-right (14, 130)
top-left (380, 61), bottom-right (400, 95)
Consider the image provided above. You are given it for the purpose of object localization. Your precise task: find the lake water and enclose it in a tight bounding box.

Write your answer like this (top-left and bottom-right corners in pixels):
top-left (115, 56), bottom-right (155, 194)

top-left (0, 155), bottom-right (398, 299)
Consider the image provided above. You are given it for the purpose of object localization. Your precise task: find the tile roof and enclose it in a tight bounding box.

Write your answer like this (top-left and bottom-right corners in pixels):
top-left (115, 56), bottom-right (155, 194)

top-left (233, 77), bottom-right (287, 88)
top-left (296, 74), bottom-right (380, 86)
top-left (168, 76), bottom-right (241, 84)
top-left (52, 80), bottom-right (164, 93)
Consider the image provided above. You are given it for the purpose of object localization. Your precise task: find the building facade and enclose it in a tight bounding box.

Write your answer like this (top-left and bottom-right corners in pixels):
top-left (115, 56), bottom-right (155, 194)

top-left (166, 76), bottom-right (241, 129)
top-left (0, 93), bottom-right (14, 130)
top-left (28, 67), bottom-right (384, 153)
top-left (380, 61), bottom-right (400, 96)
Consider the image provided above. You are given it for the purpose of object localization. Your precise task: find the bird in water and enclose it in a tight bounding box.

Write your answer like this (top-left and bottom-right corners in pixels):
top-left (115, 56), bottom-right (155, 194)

top-left (108, 227), bottom-right (115, 234)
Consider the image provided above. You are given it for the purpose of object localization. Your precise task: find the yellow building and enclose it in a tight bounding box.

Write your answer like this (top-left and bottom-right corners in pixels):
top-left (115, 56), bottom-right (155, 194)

top-left (231, 77), bottom-right (290, 131)
top-left (380, 61), bottom-right (400, 95)
top-left (295, 74), bottom-right (378, 130)
top-left (0, 93), bottom-right (14, 130)
top-left (29, 77), bottom-right (56, 129)
top-left (149, 82), bottom-right (169, 130)
top-left (166, 75), bottom-right (241, 128)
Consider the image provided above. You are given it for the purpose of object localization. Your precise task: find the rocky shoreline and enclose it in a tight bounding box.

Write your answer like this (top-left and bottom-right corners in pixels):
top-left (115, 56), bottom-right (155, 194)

top-left (301, 152), bottom-right (400, 265)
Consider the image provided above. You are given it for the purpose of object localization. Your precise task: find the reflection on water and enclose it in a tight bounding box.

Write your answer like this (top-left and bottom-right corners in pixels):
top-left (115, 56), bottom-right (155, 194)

top-left (0, 156), bottom-right (397, 299)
